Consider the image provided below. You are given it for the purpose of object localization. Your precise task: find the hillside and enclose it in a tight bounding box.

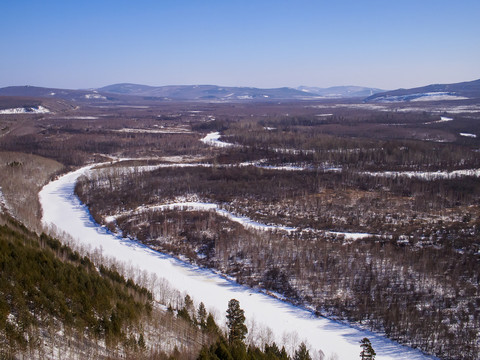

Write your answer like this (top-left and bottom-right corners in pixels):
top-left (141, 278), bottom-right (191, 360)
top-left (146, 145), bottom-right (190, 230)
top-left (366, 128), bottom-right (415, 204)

top-left (0, 86), bottom-right (115, 103)
top-left (0, 213), bottom-right (219, 359)
top-left (364, 78), bottom-right (480, 102)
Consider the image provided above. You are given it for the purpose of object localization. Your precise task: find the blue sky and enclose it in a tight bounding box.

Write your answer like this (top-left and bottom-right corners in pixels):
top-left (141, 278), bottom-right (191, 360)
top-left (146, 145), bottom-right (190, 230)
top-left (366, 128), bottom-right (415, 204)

top-left (1, 0), bottom-right (479, 89)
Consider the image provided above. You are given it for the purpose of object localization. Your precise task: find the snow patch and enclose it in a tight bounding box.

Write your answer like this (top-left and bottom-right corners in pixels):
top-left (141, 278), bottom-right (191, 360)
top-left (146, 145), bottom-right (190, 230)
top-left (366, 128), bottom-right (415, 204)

top-left (107, 201), bottom-right (297, 234)
top-left (424, 116), bottom-right (453, 125)
top-left (85, 93), bottom-right (107, 100)
top-left (459, 133), bottom-right (477, 138)
top-left (326, 231), bottom-right (374, 240)
top-left (57, 116), bottom-right (99, 120)
top-left (0, 105), bottom-right (50, 114)
top-left (375, 92), bottom-right (468, 103)
top-left (411, 93), bottom-right (468, 102)
top-left (114, 127), bottom-right (192, 134)
top-left (200, 132), bottom-right (235, 148)
top-left (361, 168), bottom-right (480, 180)
top-left (0, 187), bottom-right (6, 213)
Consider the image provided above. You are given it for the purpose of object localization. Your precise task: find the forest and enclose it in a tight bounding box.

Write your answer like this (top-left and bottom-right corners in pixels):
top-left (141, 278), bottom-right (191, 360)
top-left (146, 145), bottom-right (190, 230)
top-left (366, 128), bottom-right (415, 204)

top-left (1, 96), bottom-right (480, 359)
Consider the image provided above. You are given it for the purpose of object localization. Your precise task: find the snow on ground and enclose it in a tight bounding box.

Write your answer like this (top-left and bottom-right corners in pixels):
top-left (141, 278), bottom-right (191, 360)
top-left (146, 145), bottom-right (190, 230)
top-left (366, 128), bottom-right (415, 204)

top-left (361, 168), bottom-right (480, 180)
top-left (0, 187), bottom-right (6, 213)
top-left (310, 103), bottom-right (480, 115)
top-left (39, 165), bottom-right (437, 360)
top-left (113, 127), bottom-right (193, 134)
top-left (459, 133), bottom-right (477, 138)
top-left (105, 201), bottom-right (297, 234)
top-left (56, 116), bottom-right (99, 120)
top-left (0, 106), bottom-right (50, 114)
top-left (375, 92), bottom-right (468, 103)
top-left (423, 116), bottom-right (453, 125)
top-left (200, 132), bottom-right (235, 147)
top-left (85, 94), bottom-right (107, 100)
top-left (102, 185), bottom-right (370, 239)
top-left (200, 132), bottom-right (338, 161)
top-left (325, 231), bottom-right (374, 240)
top-left (410, 93), bottom-right (469, 102)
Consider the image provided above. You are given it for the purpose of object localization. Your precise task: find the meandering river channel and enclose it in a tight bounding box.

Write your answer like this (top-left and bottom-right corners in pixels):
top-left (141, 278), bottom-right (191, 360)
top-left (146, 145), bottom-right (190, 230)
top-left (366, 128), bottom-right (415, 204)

top-left (39, 164), bottom-right (437, 360)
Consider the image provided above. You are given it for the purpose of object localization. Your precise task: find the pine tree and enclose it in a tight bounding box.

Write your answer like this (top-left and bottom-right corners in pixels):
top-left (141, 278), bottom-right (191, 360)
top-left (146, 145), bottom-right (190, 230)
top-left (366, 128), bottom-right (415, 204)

top-left (359, 338), bottom-right (376, 360)
top-left (226, 299), bottom-right (247, 344)
top-left (198, 302), bottom-right (207, 328)
top-left (294, 342), bottom-right (312, 360)
top-left (206, 313), bottom-right (219, 334)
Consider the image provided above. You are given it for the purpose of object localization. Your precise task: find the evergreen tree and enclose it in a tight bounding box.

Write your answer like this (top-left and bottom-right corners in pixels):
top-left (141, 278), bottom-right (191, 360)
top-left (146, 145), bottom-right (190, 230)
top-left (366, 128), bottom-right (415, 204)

top-left (226, 299), bottom-right (248, 344)
top-left (198, 302), bottom-right (207, 328)
top-left (359, 338), bottom-right (376, 360)
top-left (294, 342), bottom-right (312, 360)
top-left (206, 313), bottom-right (219, 334)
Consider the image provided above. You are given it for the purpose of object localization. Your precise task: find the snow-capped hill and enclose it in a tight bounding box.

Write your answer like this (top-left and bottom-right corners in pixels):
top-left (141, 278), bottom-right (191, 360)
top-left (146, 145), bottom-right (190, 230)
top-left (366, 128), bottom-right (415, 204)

top-left (365, 78), bottom-right (480, 102)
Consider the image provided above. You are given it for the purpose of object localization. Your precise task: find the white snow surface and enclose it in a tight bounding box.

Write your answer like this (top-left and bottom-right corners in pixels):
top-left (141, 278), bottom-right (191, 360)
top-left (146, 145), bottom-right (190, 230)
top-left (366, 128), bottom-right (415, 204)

top-left (58, 116), bottom-right (99, 120)
top-left (459, 133), bottom-right (477, 138)
top-left (376, 92), bottom-right (468, 102)
top-left (0, 105), bottom-right (50, 114)
top-left (39, 164), bottom-right (436, 360)
top-left (85, 93), bottom-right (107, 100)
top-left (114, 127), bottom-right (192, 134)
top-left (424, 116), bottom-right (453, 125)
top-left (0, 187), bottom-right (6, 213)
top-left (362, 168), bottom-right (480, 179)
top-left (410, 93), bottom-right (468, 102)
top-left (200, 132), bottom-right (235, 147)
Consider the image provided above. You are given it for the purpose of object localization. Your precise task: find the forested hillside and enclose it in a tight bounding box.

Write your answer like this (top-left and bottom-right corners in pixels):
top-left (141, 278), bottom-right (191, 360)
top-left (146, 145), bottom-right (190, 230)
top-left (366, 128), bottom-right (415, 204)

top-left (0, 213), bottom-right (219, 359)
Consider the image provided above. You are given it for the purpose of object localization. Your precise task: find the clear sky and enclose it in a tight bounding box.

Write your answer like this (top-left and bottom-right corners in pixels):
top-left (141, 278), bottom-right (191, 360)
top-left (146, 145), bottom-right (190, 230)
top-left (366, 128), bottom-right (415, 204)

top-left (1, 0), bottom-right (479, 90)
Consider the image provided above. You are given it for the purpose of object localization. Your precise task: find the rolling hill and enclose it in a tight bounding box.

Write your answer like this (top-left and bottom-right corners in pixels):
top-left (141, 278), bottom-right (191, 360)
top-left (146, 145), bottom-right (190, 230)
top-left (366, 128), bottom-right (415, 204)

top-left (364, 78), bottom-right (480, 102)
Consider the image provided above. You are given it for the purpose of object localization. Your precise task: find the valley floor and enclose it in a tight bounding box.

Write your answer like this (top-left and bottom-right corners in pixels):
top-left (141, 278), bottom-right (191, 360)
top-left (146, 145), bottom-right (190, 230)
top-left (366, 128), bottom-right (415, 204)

top-left (39, 164), bottom-right (438, 360)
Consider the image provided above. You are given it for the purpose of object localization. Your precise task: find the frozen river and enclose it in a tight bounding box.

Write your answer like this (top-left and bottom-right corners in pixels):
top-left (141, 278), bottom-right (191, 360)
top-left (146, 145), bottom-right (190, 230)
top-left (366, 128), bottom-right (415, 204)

top-left (39, 164), bottom-right (437, 360)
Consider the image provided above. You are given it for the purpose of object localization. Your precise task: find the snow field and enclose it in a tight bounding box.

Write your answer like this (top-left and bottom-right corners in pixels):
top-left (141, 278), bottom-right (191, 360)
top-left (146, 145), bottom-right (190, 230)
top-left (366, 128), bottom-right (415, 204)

top-left (459, 133), bottom-right (477, 138)
top-left (200, 132), bottom-right (235, 147)
top-left (361, 168), bottom-right (480, 180)
top-left (39, 165), bottom-right (437, 360)
top-left (0, 105), bottom-right (50, 114)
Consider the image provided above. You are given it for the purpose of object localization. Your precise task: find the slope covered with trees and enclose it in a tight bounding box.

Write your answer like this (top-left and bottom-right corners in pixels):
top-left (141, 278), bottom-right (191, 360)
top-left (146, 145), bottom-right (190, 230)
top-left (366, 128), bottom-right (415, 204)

top-left (0, 213), bottom-right (218, 359)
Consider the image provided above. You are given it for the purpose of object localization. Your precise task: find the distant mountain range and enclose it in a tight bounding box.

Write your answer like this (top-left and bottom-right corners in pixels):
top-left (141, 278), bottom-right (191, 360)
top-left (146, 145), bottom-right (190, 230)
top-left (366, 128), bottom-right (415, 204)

top-left (96, 83), bottom-right (315, 100)
top-left (0, 85), bottom-right (112, 102)
top-left (0, 79), bottom-right (479, 102)
top-left (97, 83), bottom-right (385, 100)
top-left (364, 78), bottom-right (480, 102)
top-left (297, 85), bottom-right (385, 98)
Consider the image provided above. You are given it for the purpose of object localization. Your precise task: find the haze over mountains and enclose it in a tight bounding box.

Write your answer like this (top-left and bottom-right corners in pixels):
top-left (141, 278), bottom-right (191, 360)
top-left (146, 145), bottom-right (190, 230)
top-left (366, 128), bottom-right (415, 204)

top-left (0, 78), bottom-right (479, 103)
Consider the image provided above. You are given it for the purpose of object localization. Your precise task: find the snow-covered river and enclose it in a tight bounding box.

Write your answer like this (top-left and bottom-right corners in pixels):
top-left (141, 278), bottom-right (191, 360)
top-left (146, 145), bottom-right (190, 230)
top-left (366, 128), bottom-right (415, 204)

top-left (39, 165), bottom-right (437, 360)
